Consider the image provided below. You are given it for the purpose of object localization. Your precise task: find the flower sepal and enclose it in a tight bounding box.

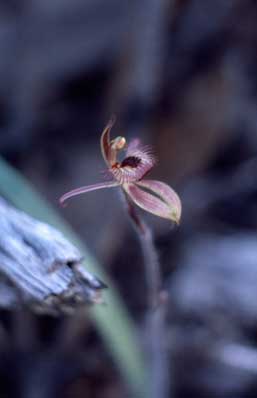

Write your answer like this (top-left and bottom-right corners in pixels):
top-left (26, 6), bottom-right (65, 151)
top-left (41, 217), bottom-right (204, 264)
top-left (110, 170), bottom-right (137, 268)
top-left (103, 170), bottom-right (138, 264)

top-left (123, 180), bottom-right (181, 224)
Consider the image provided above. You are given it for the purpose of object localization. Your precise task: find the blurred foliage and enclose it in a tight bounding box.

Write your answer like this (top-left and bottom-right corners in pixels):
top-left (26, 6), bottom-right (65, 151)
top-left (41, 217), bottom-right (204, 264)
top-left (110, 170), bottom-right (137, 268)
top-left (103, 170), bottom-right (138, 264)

top-left (0, 156), bottom-right (148, 398)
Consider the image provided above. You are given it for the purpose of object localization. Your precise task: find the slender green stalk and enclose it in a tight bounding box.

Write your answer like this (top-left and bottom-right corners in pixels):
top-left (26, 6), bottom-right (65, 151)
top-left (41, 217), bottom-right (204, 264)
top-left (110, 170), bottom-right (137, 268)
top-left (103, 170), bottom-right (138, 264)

top-left (124, 195), bottom-right (170, 398)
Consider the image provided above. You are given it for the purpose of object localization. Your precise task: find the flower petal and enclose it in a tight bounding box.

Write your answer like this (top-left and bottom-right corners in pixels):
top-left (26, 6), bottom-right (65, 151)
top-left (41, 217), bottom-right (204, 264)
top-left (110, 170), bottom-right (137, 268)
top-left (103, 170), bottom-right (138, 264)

top-left (124, 180), bottom-right (181, 223)
top-left (59, 180), bottom-right (119, 206)
top-left (110, 143), bottom-right (156, 184)
top-left (136, 180), bottom-right (182, 222)
top-left (100, 116), bottom-right (116, 166)
top-left (125, 141), bottom-right (156, 180)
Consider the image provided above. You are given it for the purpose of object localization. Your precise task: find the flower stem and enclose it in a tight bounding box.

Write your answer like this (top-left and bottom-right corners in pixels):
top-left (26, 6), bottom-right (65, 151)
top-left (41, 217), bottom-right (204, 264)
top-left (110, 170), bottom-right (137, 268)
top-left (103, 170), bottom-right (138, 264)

top-left (124, 194), bottom-right (170, 398)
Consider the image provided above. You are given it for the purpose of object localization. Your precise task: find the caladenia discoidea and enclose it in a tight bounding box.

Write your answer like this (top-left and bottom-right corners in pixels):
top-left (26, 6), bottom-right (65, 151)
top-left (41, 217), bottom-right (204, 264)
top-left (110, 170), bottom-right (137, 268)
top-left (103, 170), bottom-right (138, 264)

top-left (60, 118), bottom-right (182, 398)
top-left (60, 118), bottom-right (181, 224)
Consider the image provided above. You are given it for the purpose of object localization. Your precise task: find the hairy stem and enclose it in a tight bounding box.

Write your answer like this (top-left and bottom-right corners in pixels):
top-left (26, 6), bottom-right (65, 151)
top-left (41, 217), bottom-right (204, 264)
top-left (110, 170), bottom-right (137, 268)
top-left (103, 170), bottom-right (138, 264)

top-left (124, 194), bottom-right (169, 398)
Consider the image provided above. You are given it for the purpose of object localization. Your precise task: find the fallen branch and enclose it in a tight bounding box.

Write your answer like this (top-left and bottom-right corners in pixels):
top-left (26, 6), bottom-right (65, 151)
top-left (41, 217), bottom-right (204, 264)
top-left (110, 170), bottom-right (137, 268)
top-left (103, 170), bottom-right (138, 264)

top-left (0, 197), bottom-right (106, 314)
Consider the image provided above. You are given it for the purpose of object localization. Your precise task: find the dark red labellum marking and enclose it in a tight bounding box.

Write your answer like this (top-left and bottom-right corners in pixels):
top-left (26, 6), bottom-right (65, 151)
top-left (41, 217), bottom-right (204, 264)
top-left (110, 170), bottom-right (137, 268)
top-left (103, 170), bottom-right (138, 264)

top-left (121, 156), bottom-right (141, 168)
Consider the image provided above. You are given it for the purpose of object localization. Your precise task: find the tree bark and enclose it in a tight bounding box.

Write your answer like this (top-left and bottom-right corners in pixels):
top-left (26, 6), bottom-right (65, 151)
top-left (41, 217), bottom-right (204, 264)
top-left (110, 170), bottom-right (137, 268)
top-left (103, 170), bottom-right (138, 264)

top-left (0, 197), bottom-right (106, 314)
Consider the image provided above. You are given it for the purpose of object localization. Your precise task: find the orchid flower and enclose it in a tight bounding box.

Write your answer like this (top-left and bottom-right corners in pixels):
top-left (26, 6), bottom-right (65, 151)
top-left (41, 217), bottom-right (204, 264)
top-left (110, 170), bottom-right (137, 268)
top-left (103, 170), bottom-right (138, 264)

top-left (60, 119), bottom-right (181, 224)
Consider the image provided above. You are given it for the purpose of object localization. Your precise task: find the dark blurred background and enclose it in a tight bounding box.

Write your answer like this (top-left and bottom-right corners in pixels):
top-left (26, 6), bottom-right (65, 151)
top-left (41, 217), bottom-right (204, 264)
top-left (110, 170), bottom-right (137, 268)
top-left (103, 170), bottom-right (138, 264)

top-left (1, 0), bottom-right (257, 397)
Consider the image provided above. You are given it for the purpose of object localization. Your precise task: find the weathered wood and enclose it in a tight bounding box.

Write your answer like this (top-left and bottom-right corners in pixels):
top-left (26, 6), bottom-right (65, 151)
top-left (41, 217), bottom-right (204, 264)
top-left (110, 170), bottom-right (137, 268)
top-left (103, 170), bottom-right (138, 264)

top-left (0, 197), bottom-right (106, 314)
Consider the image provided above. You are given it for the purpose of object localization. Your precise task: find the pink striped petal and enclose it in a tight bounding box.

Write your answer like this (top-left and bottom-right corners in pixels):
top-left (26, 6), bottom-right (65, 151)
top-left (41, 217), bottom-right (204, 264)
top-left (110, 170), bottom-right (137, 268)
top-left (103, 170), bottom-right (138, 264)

top-left (59, 180), bottom-right (119, 206)
top-left (136, 180), bottom-right (181, 222)
top-left (124, 180), bottom-right (181, 223)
